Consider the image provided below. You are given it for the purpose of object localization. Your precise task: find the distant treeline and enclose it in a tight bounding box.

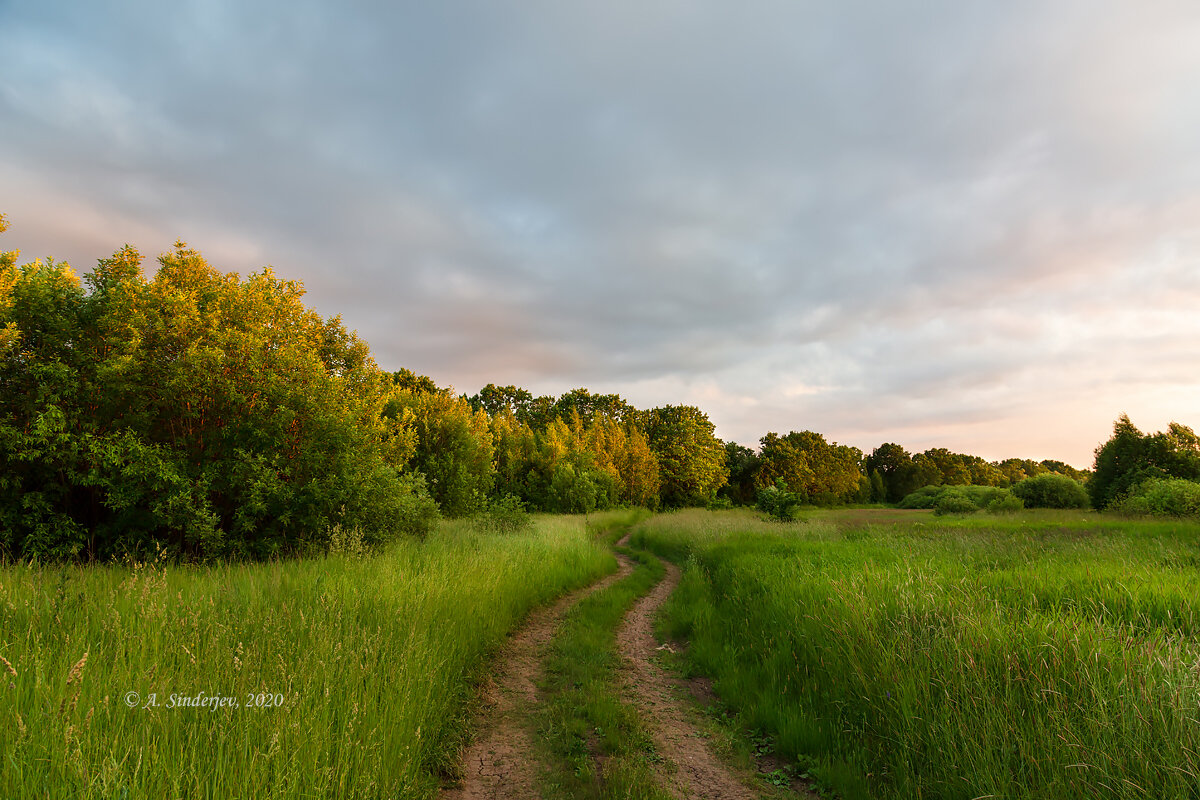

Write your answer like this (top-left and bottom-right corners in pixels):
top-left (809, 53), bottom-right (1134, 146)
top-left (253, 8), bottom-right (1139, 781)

top-left (2, 220), bottom-right (1195, 559)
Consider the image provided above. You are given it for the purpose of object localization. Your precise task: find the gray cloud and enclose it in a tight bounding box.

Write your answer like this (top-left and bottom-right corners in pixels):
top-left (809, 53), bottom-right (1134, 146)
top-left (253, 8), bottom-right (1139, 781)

top-left (3, 0), bottom-right (1200, 467)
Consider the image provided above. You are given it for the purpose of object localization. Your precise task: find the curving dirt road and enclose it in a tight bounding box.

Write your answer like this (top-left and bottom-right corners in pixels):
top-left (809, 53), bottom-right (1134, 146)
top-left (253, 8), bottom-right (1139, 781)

top-left (443, 555), bottom-right (634, 800)
top-left (445, 534), bottom-right (815, 799)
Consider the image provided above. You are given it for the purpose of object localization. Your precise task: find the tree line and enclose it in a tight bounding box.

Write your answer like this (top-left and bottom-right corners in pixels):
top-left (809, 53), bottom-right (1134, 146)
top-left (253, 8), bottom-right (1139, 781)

top-left (1, 226), bottom-right (440, 560)
top-left (4, 222), bottom-right (1191, 560)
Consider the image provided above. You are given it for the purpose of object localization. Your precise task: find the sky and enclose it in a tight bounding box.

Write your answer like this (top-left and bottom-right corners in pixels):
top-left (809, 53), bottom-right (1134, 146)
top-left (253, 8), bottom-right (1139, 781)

top-left (3, 1), bottom-right (1199, 468)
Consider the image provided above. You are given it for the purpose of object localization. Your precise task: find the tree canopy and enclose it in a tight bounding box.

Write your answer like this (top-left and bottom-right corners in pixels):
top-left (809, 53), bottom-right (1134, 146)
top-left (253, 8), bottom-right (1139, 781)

top-left (1089, 415), bottom-right (1200, 509)
top-left (641, 405), bottom-right (726, 506)
top-left (0, 233), bottom-right (436, 560)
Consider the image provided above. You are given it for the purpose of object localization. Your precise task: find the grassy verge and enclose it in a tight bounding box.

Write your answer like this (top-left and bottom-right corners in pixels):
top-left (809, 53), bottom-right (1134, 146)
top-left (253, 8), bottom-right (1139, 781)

top-left (535, 509), bottom-right (675, 800)
top-left (633, 508), bottom-right (1200, 800)
top-left (0, 516), bottom-right (612, 799)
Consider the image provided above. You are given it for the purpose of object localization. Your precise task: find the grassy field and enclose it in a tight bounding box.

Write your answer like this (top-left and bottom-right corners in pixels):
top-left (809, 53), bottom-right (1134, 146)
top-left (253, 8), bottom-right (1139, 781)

top-left (632, 508), bottom-right (1200, 800)
top-left (0, 516), bottom-right (613, 800)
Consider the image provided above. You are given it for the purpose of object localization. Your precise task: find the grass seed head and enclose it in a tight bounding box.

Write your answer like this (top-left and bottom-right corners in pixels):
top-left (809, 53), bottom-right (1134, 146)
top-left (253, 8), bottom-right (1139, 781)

top-left (66, 651), bottom-right (89, 686)
top-left (0, 653), bottom-right (15, 678)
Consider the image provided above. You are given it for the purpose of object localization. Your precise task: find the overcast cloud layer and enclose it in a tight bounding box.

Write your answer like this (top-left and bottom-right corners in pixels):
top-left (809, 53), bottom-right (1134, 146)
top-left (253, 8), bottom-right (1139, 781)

top-left (3, 1), bottom-right (1199, 467)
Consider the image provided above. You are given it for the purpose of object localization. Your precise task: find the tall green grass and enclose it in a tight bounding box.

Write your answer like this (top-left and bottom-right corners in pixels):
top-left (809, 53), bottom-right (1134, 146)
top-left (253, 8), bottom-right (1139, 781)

top-left (0, 516), bottom-right (613, 799)
top-left (633, 508), bottom-right (1200, 800)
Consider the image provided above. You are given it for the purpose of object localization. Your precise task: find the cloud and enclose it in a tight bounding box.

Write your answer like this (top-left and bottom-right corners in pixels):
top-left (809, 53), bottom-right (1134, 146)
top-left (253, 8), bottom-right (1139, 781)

top-left (3, 0), bottom-right (1199, 468)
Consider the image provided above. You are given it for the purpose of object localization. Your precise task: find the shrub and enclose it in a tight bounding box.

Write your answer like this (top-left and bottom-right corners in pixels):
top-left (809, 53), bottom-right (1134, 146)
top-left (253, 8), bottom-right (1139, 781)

top-left (898, 486), bottom-right (944, 509)
top-left (756, 480), bottom-right (804, 521)
top-left (985, 491), bottom-right (1024, 514)
top-left (472, 494), bottom-right (534, 534)
top-left (1011, 473), bottom-right (1089, 509)
top-left (933, 488), bottom-right (979, 516)
top-left (1110, 478), bottom-right (1200, 518)
top-left (901, 485), bottom-right (1008, 513)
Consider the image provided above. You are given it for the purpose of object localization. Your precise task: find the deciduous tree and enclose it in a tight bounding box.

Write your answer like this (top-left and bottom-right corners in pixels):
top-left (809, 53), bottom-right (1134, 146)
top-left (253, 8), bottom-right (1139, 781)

top-left (643, 405), bottom-right (726, 506)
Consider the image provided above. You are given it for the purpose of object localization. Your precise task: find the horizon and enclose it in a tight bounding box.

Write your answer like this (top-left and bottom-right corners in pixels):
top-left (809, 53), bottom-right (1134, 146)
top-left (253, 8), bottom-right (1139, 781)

top-left (3, 2), bottom-right (1197, 471)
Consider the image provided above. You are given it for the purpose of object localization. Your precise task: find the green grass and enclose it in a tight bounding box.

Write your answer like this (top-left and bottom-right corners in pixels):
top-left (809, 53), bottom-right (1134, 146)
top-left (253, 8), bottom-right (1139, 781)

top-left (0, 515), bottom-right (613, 799)
top-left (633, 508), bottom-right (1200, 800)
top-left (535, 509), bottom-right (675, 800)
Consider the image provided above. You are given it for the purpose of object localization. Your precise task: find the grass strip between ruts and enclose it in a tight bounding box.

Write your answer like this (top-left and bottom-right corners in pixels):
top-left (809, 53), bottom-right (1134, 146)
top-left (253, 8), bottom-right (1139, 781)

top-left (534, 509), bottom-right (676, 800)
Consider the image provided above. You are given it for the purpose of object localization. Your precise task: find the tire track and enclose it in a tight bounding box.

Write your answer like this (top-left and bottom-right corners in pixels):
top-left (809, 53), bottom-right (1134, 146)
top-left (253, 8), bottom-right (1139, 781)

top-left (443, 553), bottom-right (634, 800)
top-left (615, 547), bottom-right (819, 800)
top-left (615, 553), bottom-right (759, 799)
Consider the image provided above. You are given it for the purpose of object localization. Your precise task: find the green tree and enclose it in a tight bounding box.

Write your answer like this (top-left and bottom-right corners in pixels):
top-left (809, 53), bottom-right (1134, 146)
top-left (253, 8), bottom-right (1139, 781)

top-left (868, 469), bottom-right (887, 502)
top-left (755, 432), bottom-right (814, 500)
top-left (993, 458), bottom-right (1047, 486)
top-left (865, 443), bottom-right (936, 504)
top-left (614, 423), bottom-right (661, 508)
top-left (551, 388), bottom-right (635, 426)
top-left (470, 383), bottom-right (533, 417)
top-left (1039, 459), bottom-right (1090, 482)
top-left (0, 213), bottom-right (20, 355)
top-left (489, 408), bottom-right (539, 503)
top-left (393, 368), bottom-right (440, 394)
top-left (643, 405), bottom-right (727, 507)
top-left (386, 385), bottom-right (495, 517)
top-left (917, 448), bottom-right (971, 485)
top-left (757, 431), bottom-right (864, 505)
top-left (1, 232), bottom-right (436, 560)
top-left (1090, 415), bottom-right (1200, 509)
top-left (719, 442), bottom-right (759, 505)
top-left (916, 448), bottom-right (1005, 487)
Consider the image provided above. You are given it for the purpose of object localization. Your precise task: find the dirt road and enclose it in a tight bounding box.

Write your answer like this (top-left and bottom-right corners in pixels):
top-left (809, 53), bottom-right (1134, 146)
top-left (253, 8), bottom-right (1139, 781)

top-left (445, 535), bottom-right (814, 799)
top-left (442, 555), bottom-right (633, 800)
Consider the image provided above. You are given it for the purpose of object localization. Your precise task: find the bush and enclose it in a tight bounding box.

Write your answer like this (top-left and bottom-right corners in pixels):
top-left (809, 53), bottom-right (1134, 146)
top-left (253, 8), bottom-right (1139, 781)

top-left (933, 489), bottom-right (979, 516)
top-left (756, 480), bottom-right (804, 521)
top-left (1012, 473), bottom-right (1089, 509)
top-left (901, 485), bottom-right (1010, 514)
top-left (1090, 416), bottom-right (1200, 509)
top-left (472, 494), bottom-right (534, 534)
top-left (898, 486), bottom-right (944, 509)
top-left (985, 491), bottom-right (1024, 514)
top-left (1110, 478), bottom-right (1200, 518)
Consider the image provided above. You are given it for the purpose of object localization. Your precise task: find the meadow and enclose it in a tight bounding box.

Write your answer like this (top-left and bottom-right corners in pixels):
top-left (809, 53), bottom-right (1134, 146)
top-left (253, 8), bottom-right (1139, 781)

top-left (0, 516), bottom-right (613, 799)
top-left (632, 508), bottom-right (1200, 800)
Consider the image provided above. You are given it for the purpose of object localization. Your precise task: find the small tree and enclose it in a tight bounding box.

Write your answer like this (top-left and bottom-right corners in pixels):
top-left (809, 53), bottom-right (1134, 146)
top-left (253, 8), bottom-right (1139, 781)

top-left (0, 231), bottom-right (438, 560)
top-left (756, 479), bottom-right (804, 521)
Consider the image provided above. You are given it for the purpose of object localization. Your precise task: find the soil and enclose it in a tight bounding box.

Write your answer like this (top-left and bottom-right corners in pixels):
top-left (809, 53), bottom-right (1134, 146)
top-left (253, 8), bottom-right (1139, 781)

top-left (442, 553), bottom-right (634, 800)
top-left (615, 554), bottom-right (769, 800)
